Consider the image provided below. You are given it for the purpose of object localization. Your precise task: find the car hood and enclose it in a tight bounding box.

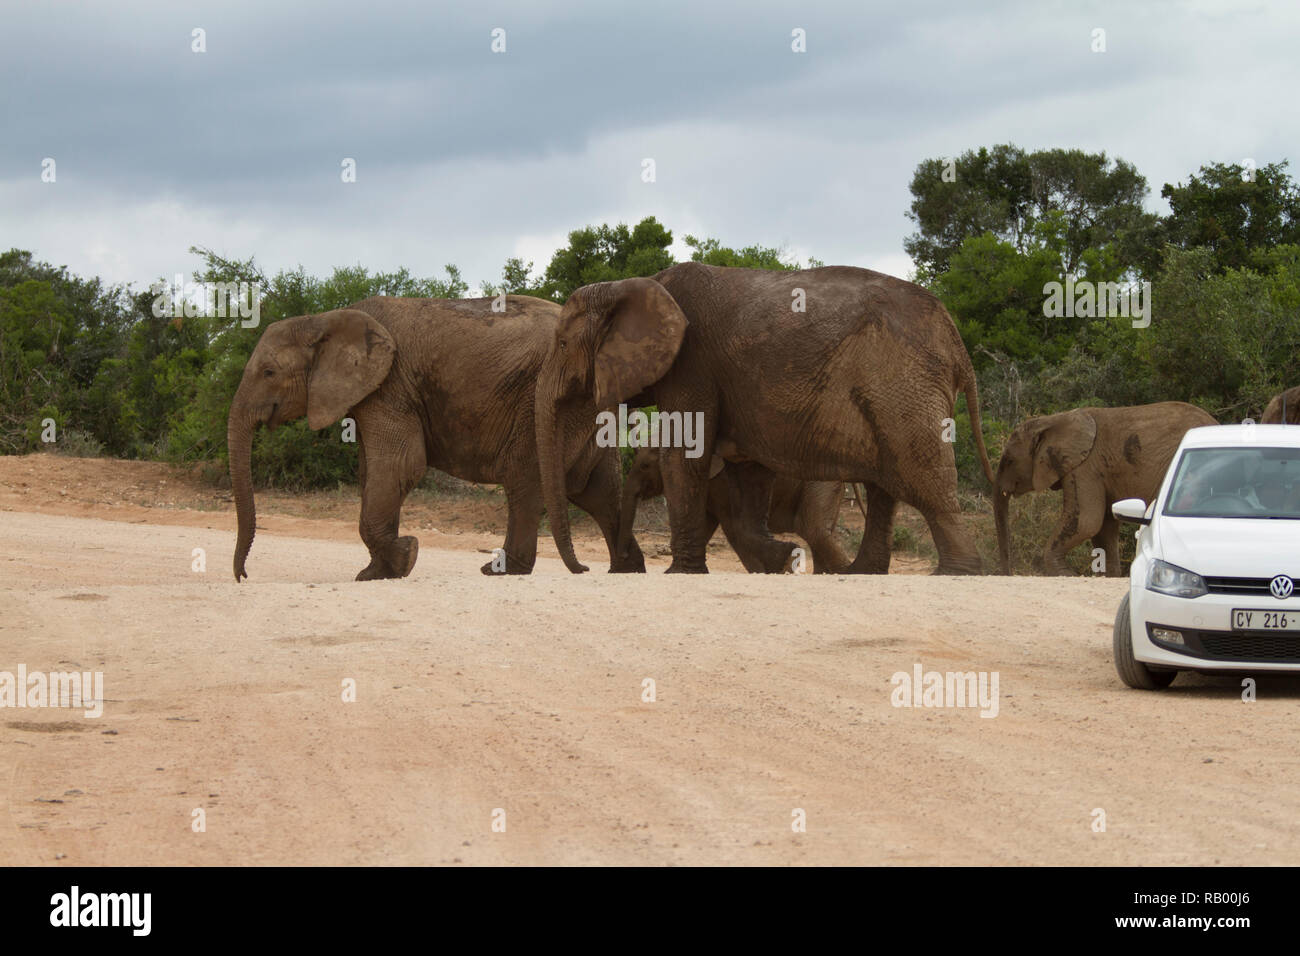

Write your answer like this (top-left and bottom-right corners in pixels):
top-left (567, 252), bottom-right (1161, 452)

top-left (1156, 516), bottom-right (1300, 577)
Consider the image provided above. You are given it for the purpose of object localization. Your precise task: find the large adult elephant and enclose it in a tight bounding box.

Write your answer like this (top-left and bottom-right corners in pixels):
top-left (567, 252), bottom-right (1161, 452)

top-left (227, 296), bottom-right (644, 581)
top-left (616, 446), bottom-right (851, 573)
top-left (1261, 386), bottom-right (1300, 424)
top-left (534, 263), bottom-right (995, 574)
top-left (993, 402), bottom-right (1216, 575)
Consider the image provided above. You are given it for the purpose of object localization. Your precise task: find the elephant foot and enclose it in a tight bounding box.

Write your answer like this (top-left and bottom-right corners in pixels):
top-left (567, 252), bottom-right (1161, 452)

top-left (355, 536), bottom-right (419, 581)
top-left (390, 536), bottom-right (419, 577)
top-left (480, 553), bottom-right (535, 575)
top-left (665, 560), bottom-right (708, 574)
top-left (610, 544), bottom-right (647, 573)
top-left (847, 547), bottom-right (891, 574)
top-left (933, 556), bottom-right (983, 576)
top-left (766, 540), bottom-right (798, 573)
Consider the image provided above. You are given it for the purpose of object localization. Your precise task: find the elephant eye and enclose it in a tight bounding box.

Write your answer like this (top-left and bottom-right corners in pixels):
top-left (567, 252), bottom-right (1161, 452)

top-left (263, 368), bottom-right (275, 378)
top-left (558, 339), bottom-right (566, 350)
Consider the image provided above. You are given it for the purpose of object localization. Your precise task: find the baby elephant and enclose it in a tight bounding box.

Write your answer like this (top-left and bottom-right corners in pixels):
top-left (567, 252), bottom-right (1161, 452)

top-left (994, 402), bottom-right (1216, 575)
top-left (617, 447), bottom-right (850, 573)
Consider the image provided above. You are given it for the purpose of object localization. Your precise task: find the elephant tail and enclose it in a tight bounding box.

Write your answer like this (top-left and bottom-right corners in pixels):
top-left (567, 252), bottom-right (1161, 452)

top-left (961, 364), bottom-right (996, 487)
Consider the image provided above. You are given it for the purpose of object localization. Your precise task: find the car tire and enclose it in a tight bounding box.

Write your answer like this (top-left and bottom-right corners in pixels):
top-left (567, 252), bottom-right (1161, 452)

top-left (1113, 592), bottom-right (1177, 689)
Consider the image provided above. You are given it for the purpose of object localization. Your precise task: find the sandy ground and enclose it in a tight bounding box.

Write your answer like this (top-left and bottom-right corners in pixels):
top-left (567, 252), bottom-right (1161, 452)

top-left (3, 456), bottom-right (1300, 865)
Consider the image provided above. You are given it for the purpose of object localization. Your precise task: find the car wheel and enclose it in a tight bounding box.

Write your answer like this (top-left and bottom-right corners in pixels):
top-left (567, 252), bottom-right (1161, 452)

top-left (1113, 592), bottom-right (1177, 689)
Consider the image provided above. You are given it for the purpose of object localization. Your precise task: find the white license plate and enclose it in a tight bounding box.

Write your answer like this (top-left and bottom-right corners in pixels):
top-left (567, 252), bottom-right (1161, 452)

top-left (1232, 609), bottom-right (1300, 631)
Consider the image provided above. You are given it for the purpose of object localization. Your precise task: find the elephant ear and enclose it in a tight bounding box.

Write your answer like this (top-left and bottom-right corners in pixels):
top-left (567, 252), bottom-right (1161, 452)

top-left (302, 309), bottom-right (397, 429)
top-left (1031, 410), bottom-right (1098, 491)
top-left (593, 279), bottom-right (688, 411)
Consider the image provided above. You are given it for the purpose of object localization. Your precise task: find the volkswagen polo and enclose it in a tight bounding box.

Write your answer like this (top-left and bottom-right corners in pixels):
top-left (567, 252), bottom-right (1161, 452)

top-left (1111, 424), bottom-right (1300, 688)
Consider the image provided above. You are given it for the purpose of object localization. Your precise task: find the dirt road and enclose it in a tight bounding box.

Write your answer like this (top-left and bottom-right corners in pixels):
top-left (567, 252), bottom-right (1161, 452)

top-left (3, 464), bottom-right (1300, 865)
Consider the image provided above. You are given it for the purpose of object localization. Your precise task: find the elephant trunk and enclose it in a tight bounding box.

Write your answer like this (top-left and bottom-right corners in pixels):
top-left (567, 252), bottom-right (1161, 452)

top-left (228, 396), bottom-right (258, 582)
top-left (994, 489), bottom-right (1012, 575)
top-left (536, 396), bottom-right (589, 574)
top-left (617, 471), bottom-right (642, 560)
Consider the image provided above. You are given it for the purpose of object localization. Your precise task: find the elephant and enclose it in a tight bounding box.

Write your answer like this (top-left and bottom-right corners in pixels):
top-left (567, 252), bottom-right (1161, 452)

top-left (227, 295), bottom-right (645, 581)
top-left (993, 401), bottom-right (1216, 576)
top-left (532, 263), bottom-right (996, 575)
top-left (1261, 386), bottom-right (1300, 425)
top-left (616, 445), bottom-right (851, 573)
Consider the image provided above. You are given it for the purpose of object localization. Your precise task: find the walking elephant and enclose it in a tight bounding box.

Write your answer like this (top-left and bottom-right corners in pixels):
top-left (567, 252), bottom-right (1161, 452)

top-left (1261, 386), bottom-right (1300, 424)
top-left (616, 446), bottom-right (851, 573)
top-left (533, 263), bottom-right (995, 574)
top-left (993, 402), bottom-right (1216, 575)
top-left (227, 296), bottom-right (645, 581)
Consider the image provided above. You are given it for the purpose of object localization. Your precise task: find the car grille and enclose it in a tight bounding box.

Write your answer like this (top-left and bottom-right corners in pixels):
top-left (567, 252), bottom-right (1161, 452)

top-left (1205, 575), bottom-right (1298, 596)
top-left (1199, 633), bottom-right (1300, 662)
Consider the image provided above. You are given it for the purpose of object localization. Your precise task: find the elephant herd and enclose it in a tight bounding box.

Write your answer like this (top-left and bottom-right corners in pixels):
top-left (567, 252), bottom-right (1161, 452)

top-left (227, 262), bottom-right (1295, 581)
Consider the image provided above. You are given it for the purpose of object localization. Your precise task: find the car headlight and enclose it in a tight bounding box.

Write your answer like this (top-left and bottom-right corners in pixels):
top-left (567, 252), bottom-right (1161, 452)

top-left (1146, 559), bottom-right (1207, 598)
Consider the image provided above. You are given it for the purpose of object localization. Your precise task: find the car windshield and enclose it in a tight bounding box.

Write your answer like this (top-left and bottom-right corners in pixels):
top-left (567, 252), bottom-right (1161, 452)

top-left (1164, 446), bottom-right (1300, 518)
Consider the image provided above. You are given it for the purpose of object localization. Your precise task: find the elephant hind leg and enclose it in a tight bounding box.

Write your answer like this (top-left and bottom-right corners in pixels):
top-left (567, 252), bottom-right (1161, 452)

top-left (482, 475), bottom-right (541, 575)
top-left (872, 422), bottom-right (981, 574)
top-left (848, 482), bottom-right (895, 574)
top-left (926, 513), bottom-right (982, 575)
top-left (720, 461), bottom-right (796, 573)
top-left (792, 482), bottom-right (850, 574)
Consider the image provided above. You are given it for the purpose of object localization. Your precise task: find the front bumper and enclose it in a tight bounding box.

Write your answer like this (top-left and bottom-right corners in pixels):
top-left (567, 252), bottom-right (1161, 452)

top-left (1131, 586), bottom-right (1300, 671)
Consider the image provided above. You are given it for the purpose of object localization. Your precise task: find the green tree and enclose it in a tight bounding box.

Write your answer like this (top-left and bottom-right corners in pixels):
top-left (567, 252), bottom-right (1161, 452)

top-left (683, 235), bottom-right (820, 270)
top-left (0, 250), bottom-right (135, 454)
top-left (1160, 161), bottom-right (1300, 272)
top-left (907, 145), bottom-right (1159, 280)
top-left (1146, 245), bottom-right (1300, 417)
top-left (540, 216), bottom-right (675, 300)
top-left (481, 257), bottom-right (542, 297)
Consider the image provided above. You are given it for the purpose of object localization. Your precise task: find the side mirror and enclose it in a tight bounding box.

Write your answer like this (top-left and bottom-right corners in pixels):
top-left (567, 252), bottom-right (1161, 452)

top-left (1112, 498), bottom-right (1151, 525)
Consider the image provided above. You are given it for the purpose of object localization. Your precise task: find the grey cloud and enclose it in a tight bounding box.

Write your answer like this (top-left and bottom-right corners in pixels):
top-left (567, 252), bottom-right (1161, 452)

top-left (1, 0), bottom-right (1296, 290)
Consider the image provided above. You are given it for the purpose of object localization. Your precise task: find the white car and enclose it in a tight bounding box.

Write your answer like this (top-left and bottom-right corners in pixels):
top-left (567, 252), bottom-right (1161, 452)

top-left (1111, 424), bottom-right (1300, 689)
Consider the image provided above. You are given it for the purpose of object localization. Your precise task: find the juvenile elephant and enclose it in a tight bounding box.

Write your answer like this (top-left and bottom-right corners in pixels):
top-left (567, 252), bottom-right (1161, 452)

top-left (616, 446), bottom-right (851, 573)
top-left (227, 296), bottom-right (645, 581)
top-left (993, 402), bottom-right (1216, 575)
top-left (533, 264), bottom-right (995, 574)
top-left (1261, 386), bottom-right (1300, 424)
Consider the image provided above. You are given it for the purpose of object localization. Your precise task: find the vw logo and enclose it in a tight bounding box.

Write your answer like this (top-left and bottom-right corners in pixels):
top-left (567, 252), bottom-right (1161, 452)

top-left (1271, 575), bottom-right (1295, 599)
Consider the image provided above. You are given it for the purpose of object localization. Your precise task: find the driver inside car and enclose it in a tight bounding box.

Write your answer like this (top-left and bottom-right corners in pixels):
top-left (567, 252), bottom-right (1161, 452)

top-left (1250, 466), bottom-right (1287, 511)
top-left (1172, 471), bottom-right (1211, 511)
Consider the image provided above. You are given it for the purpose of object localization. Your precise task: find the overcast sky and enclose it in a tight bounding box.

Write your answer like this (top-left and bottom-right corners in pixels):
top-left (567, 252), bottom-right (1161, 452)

top-left (2, 0), bottom-right (1295, 294)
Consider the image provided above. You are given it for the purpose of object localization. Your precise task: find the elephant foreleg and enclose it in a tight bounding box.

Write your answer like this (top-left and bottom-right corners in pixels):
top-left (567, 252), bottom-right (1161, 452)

top-left (1043, 477), bottom-right (1106, 576)
top-left (571, 452), bottom-right (646, 573)
top-left (1095, 513), bottom-right (1122, 578)
top-left (355, 424), bottom-right (426, 581)
top-left (662, 445), bottom-right (716, 573)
